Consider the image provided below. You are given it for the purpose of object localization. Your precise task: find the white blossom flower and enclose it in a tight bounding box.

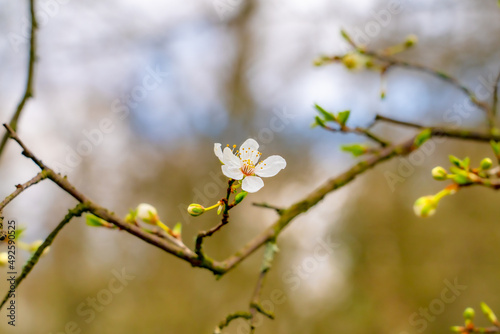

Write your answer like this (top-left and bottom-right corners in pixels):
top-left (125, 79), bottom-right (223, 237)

top-left (214, 138), bottom-right (286, 193)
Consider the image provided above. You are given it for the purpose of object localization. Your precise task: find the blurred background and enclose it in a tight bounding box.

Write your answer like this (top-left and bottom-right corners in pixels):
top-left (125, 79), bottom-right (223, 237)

top-left (1, 0), bottom-right (500, 333)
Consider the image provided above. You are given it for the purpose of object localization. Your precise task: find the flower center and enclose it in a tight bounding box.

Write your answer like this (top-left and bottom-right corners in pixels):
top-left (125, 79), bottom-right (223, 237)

top-left (241, 161), bottom-right (255, 176)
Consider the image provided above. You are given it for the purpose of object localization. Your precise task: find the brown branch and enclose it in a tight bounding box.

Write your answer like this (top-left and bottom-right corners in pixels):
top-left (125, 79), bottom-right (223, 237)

top-left (0, 0), bottom-right (38, 159)
top-left (5, 120), bottom-right (500, 278)
top-left (2, 124), bottom-right (218, 271)
top-left (0, 172), bottom-right (47, 212)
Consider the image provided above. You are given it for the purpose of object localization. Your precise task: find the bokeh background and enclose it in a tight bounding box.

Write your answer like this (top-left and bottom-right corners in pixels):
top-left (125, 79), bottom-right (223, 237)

top-left (1, 0), bottom-right (500, 333)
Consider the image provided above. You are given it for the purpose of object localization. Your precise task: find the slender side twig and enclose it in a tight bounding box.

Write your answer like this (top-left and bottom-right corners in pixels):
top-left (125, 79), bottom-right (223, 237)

top-left (252, 203), bottom-right (284, 215)
top-left (215, 312), bottom-right (253, 333)
top-left (248, 241), bottom-right (278, 332)
top-left (493, 70), bottom-right (500, 117)
top-left (375, 114), bottom-right (500, 142)
top-left (195, 179), bottom-right (235, 258)
top-left (216, 241), bottom-right (278, 334)
top-left (0, 0), bottom-right (38, 159)
top-left (0, 203), bottom-right (88, 309)
top-left (323, 124), bottom-right (390, 147)
top-left (0, 172), bottom-right (47, 212)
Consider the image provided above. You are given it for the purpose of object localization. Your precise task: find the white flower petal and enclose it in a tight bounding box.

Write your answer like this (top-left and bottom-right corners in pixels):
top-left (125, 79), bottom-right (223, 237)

top-left (214, 143), bottom-right (224, 163)
top-left (239, 138), bottom-right (260, 164)
top-left (255, 155), bottom-right (286, 177)
top-left (222, 165), bottom-right (244, 180)
top-left (242, 176), bottom-right (264, 193)
top-left (223, 147), bottom-right (242, 167)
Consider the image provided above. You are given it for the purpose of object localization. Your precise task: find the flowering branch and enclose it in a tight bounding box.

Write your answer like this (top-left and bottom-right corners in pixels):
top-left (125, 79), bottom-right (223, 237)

top-left (0, 0), bottom-right (38, 159)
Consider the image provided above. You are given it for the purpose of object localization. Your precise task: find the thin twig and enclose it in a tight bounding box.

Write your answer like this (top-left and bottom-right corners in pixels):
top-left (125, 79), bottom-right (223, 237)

top-left (493, 70), bottom-right (500, 117)
top-left (323, 124), bottom-right (390, 147)
top-left (249, 241), bottom-right (278, 332)
top-left (0, 0), bottom-right (38, 159)
top-left (252, 202), bottom-right (284, 215)
top-left (195, 179), bottom-right (235, 258)
top-left (215, 311), bottom-right (252, 333)
top-left (376, 114), bottom-right (500, 142)
top-left (0, 203), bottom-right (88, 309)
top-left (0, 172), bottom-right (47, 212)
top-left (338, 30), bottom-right (495, 129)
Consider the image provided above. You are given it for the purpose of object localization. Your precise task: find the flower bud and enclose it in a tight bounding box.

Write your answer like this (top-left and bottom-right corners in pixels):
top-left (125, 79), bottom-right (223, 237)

top-left (463, 307), bottom-right (475, 321)
top-left (0, 252), bottom-right (8, 266)
top-left (480, 158), bottom-right (493, 170)
top-left (187, 204), bottom-right (205, 217)
top-left (136, 203), bottom-right (159, 225)
top-left (342, 53), bottom-right (361, 70)
top-left (413, 196), bottom-right (437, 218)
top-left (404, 34), bottom-right (418, 47)
top-left (234, 191), bottom-right (248, 205)
top-left (431, 166), bottom-right (447, 180)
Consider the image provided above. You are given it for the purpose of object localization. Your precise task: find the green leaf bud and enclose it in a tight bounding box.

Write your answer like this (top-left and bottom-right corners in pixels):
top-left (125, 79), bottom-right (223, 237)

top-left (414, 129), bottom-right (432, 147)
top-left (341, 143), bottom-right (368, 157)
top-left (234, 191), bottom-right (248, 205)
top-left (337, 110), bottom-right (351, 126)
top-left (480, 158), bottom-right (493, 170)
top-left (480, 302), bottom-right (498, 324)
